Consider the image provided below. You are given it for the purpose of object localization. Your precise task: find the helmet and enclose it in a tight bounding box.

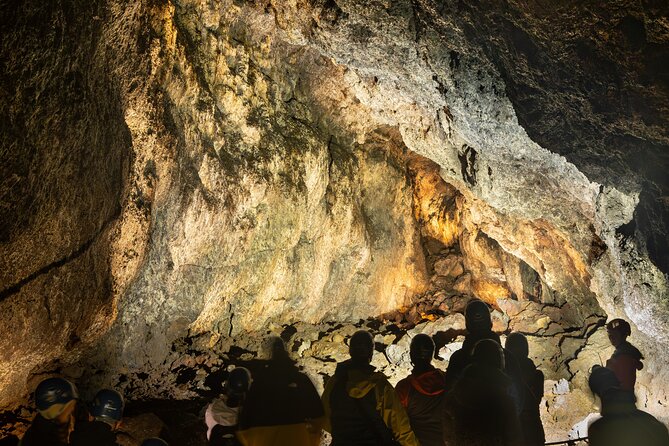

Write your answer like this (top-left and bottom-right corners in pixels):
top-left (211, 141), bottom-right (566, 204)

top-left (506, 332), bottom-right (529, 359)
top-left (589, 365), bottom-right (620, 396)
top-left (91, 389), bottom-right (124, 423)
top-left (409, 334), bottom-right (435, 365)
top-left (606, 319), bottom-right (631, 337)
top-left (141, 439), bottom-right (168, 446)
top-left (472, 339), bottom-right (504, 370)
top-left (465, 299), bottom-right (492, 332)
top-left (349, 330), bottom-right (374, 363)
top-left (225, 367), bottom-right (252, 408)
top-left (227, 367), bottom-right (252, 394)
top-left (34, 377), bottom-right (77, 419)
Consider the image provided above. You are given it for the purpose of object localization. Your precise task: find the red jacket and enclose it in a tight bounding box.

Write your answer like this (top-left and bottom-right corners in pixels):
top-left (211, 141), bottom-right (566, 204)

top-left (395, 368), bottom-right (446, 446)
top-left (606, 341), bottom-right (643, 392)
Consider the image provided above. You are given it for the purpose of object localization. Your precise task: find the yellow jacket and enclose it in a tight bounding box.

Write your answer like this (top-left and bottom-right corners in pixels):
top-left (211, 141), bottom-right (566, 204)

top-left (322, 360), bottom-right (420, 446)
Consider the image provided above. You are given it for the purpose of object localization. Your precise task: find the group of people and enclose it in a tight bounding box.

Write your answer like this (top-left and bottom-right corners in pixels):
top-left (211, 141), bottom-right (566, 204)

top-left (9, 299), bottom-right (669, 445)
top-left (11, 378), bottom-right (167, 446)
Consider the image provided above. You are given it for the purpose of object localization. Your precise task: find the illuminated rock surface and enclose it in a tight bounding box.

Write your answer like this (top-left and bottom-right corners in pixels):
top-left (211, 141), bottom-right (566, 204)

top-left (1, 0), bottom-right (667, 442)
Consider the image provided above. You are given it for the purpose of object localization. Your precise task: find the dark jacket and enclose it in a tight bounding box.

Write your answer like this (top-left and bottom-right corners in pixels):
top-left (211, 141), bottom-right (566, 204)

top-left (70, 420), bottom-right (119, 446)
top-left (323, 360), bottom-right (419, 446)
top-left (444, 331), bottom-right (524, 413)
top-left (20, 415), bottom-right (71, 446)
top-left (606, 340), bottom-right (643, 392)
top-left (443, 363), bottom-right (522, 446)
top-left (589, 391), bottom-right (669, 446)
top-left (511, 355), bottom-right (545, 446)
top-left (395, 367), bottom-right (446, 446)
top-left (237, 359), bottom-right (324, 446)
top-left (444, 331), bottom-right (502, 390)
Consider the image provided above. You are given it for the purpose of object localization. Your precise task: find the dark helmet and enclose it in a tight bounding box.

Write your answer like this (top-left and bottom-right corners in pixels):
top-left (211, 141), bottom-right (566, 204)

top-left (34, 377), bottom-right (77, 415)
top-left (606, 319), bottom-right (631, 337)
top-left (227, 367), bottom-right (252, 394)
top-left (349, 330), bottom-right (374, 363)
top-left (410, 334), bottom-right (435, 365)
top-left (506, 332), bottom-right (529, 359)
top-left (91, 389), bottom-right (124, 423)
top-left (472, 339), bottom-right (504, 370)
top-left (141, 439), bottom-right (169, 446)
top-left (589, 365), bottom-right (620, 396)
top-left (465, 299), bottom-right (492, 332)
top-left (225, 367), bottom-right (252, 408)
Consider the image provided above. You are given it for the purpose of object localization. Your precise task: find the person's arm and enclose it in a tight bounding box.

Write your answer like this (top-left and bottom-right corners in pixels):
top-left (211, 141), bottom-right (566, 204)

top-left (394, 378), bottom-right (411, 409)
top-left (320, 375), bottom-right (336, 433)
top-left (378, 381), bottom-right (420, 446)
top-left (442, 401), bottom-right (457, 446)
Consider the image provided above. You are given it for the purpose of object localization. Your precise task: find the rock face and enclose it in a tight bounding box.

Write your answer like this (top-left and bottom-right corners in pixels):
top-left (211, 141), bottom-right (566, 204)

top-left (1, 0), bottom-right (668, 441)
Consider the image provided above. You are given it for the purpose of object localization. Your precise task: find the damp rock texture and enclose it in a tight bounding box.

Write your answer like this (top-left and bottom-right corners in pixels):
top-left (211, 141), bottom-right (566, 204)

top-left (1, 0), bottom-right (668, 440)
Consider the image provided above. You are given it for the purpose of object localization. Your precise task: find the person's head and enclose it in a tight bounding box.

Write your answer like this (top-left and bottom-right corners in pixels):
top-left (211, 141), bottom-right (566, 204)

top-left (141, 439), bottom-right (168, 446)
top-left (349, 330), bottom-right (374, 365)
top-left (409, 334), bottom-right (435, 367)
top-left (472, 339), bottom-right (504, 370)
top-left (91, 389), bottom-right (124, 428)
top-left (589, 365), bottom-right (620, 397)
top-left (506, 332), bottom-right (529, 359)
top-left (465, 299), bottom-right (492, 333)
top-left (34, 377), bottom-right (78, 424)
top-left (225, 367), bottom-right (252, 408)
top-left (264, 336), bottom-right (291, 363)
top-left (606, 319), bottom-right (631, 347)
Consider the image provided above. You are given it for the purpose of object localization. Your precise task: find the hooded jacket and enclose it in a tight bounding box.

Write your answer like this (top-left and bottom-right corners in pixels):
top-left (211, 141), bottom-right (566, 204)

top-left (395, 367), bottom-right (446, 446)
top-left (443, 363), bottom-right (522, 446)
top-left (606, 340), bottom-right (643, 392)
top-left (323, 360), bottom-right (419, 446)
top-left (236, 359), bottom-right (324, 446)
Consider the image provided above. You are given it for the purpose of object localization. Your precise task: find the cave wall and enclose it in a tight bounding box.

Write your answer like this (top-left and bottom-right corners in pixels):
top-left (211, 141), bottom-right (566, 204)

top-left (1, 0), bottom-right (668, 439)
top-left (0, 0), bottom-right (133, 409)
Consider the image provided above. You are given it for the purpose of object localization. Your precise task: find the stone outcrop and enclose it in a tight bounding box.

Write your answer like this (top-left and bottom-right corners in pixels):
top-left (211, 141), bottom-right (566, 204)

top-left (1, 0), bottom-right (668, 441)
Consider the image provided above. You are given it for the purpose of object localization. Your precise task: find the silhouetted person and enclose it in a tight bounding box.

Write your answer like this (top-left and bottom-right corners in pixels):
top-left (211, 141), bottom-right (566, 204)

top-left (605, 319), bottom-right (643, 393)
top-left (70, 388), bottom-right (124, 446)
top-left (237, 337), bottom-right (324, 446)
top-left (505, 332), bottom-right (545, 446)
top-left (444, 299), bottom-right (523, 411)
top-left (205, 366), bottom-right (251, 446)
top-left (443, 339), bottom-right (522, 446)
top-left (322, 330), bottom-right (419, 446)
top-left (20, 377), bottom-right (84, 446)
top-left (444, 300), bottom-right (502, 390)
top-left (395, 333), bottom-right (446, 446)
top-left (588, 365), bottom-right (669, 446)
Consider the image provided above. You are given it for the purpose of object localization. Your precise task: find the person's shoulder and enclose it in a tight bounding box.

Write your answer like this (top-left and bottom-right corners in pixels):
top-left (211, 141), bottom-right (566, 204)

top-left (395, 375), bottom-right (411, 388)
top-left (617, 341), bottom-right (643, 359)
top-left (446, 348), bottom-right (467, 367)
top-left (633, 408), bottom-right (667, 426)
